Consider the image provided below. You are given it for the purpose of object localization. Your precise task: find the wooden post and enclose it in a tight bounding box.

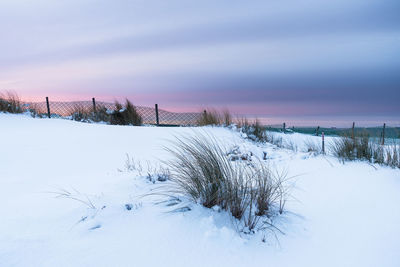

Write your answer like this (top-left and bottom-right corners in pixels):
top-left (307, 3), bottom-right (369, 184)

top-left (46, 97), bottom-right (50, 118)
top-left (155, 104), bottom-right (159, 126)
top-left (92, 97), bottom-right (96, 113)
top-left (283, 122), bottom-right (286, 132)
top-left (316, 126), bottom-right (320, 136)
top-left (351, 122), bottom-right (355, 139)
top-left (322, 132), bottom-right (325, 154)
top-left (382, 123), bottom-right (386, 145)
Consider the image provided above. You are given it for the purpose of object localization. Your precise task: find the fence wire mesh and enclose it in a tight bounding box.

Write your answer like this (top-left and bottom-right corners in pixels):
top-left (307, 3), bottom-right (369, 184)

top-left (2, 93), bottom-right (399, 134)
top-left (19, 98), bottom-right (201, 126)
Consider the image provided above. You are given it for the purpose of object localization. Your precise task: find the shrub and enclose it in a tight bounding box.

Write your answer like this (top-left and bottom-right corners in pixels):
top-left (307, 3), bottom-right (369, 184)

top-left (110, 99), bottom-right (142, 126)
top-left (165, 134), bottom-right (288, 233)
top-left (0, 91), bottom-right (23, 113)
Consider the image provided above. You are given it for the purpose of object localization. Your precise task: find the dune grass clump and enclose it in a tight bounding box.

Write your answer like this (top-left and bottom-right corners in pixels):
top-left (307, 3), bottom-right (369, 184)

top-left (110, 99), bottom-right (142, 126)
top-left (0, 91), bottom-right (23, 113)
top-left (237, 119), bottom-right (292, 151)
top-left (70, 104), bottom-right (92, 122)
top-left (27, 103), bottom-right (46, 118)
top-left (197, 109), bottom-right (233, 126)
top-left (92, 104), bottom-right (111, 123)
top-left (239, 119), bottom-right (268, 142)
top-left (371, 143), bottom-right (385, 164)
top-left (222, 109), bottom-right (232, 126)
top-left (165, 134), bottom-right (288, 233)
top-left (197, 109), bottom-right (221, 126)
top-left (304, 138), bottom-right (322, 154)
top-left (385, 144), bottom-right (400, 168)
top-left (331, 133), bottom-right (400, 168)
top-left (331, 133), bottom-right (372, 162)
top-left (69, 103), bottom-right (112, 123)
top-left (251, 120), bottom-right (267, 142)
top-left (236, 117), bottom-right (250, 132)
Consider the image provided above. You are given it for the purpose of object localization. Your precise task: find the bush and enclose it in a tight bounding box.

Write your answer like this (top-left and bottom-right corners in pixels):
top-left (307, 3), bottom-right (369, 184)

top-left (0, 91), bottom-right (23, 113)
top-left (110, 99), bottom-right (142, 126)
top-left (165, 134), bottom-right (288, 233)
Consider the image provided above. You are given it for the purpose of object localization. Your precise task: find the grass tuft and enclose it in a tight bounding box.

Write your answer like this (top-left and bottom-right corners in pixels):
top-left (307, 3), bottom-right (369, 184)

top-left (197, 109), bottom-right (221, 126)
top-left (110, 99), bottom-right (143, 126)
top-left (331, 133), bottom-right (400, 168)
top-left (165, 133), bottom-right (289, 234)
top-left (197, 109), bottom-right (233, 126)
top-left (70, 104), bottom-right (92, 122)
top-left (0, 91), bottom-right (23, 113)
top-left (331, 133), bottom-right (372, 161)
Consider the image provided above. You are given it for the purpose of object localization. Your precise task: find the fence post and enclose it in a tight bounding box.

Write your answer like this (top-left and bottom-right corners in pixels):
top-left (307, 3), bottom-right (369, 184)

top-left (351, 122), bottom-right (355, 139)
top-left (46, 97), bottom-right (51, 118)
top-left (382, 123), bottom-right (386, 145)
top-left (316, 126), bottom-right (320, 136)
top-left (92, 97), bottom-right (96, 113)
top-left (322, 131), bottom-right (325, 154)
top-left (155, 104), bottom-right (159, 126)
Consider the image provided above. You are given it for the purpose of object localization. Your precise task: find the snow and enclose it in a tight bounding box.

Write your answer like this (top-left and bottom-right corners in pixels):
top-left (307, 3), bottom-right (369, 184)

top-left (1, 113), bottom-right (399, 267)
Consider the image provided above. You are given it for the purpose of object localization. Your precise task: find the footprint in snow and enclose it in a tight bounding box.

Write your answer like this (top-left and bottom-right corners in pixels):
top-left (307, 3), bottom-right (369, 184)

top-left (89, 224), bottom-right (101, 230)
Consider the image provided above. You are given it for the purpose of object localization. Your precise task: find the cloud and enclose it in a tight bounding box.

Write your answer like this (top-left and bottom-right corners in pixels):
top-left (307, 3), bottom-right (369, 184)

top-left (0, 0), bottom-right (399, 120)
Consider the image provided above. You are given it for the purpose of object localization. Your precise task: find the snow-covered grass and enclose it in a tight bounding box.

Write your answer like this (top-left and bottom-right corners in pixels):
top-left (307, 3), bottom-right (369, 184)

top-left (164, 133), bottom-right (288, 233)
top-left (1, 113), bottom-right (400, 267)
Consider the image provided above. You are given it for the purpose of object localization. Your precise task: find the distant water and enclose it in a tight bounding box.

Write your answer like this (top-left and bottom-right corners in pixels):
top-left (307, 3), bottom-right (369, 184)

top-left (242, 115), bottom-right (400, 128)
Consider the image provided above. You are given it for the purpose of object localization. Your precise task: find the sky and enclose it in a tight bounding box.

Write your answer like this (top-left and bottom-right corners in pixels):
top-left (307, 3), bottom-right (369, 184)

top-left (0, 0), bottom-right (399, 126)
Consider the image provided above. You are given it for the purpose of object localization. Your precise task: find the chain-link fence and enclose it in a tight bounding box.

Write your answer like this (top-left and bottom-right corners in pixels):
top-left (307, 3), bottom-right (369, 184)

top-left (3, 93), bottom-right (399, 134)
top-left (20, 97), bottom-right (202, 126)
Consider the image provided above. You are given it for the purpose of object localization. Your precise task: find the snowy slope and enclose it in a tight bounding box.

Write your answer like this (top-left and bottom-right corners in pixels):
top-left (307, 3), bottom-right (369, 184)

top-left (1, 113), bottom-right (399, 267)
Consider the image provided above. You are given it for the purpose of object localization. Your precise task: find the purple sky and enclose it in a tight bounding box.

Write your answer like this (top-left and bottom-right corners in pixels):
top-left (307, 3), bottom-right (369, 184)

top-left (0, 0), bottom-right (399, 126)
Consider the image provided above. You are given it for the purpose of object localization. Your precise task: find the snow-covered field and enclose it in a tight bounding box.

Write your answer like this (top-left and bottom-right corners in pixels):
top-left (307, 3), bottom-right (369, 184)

top-left (1, 113), bottom-right (399, 267)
